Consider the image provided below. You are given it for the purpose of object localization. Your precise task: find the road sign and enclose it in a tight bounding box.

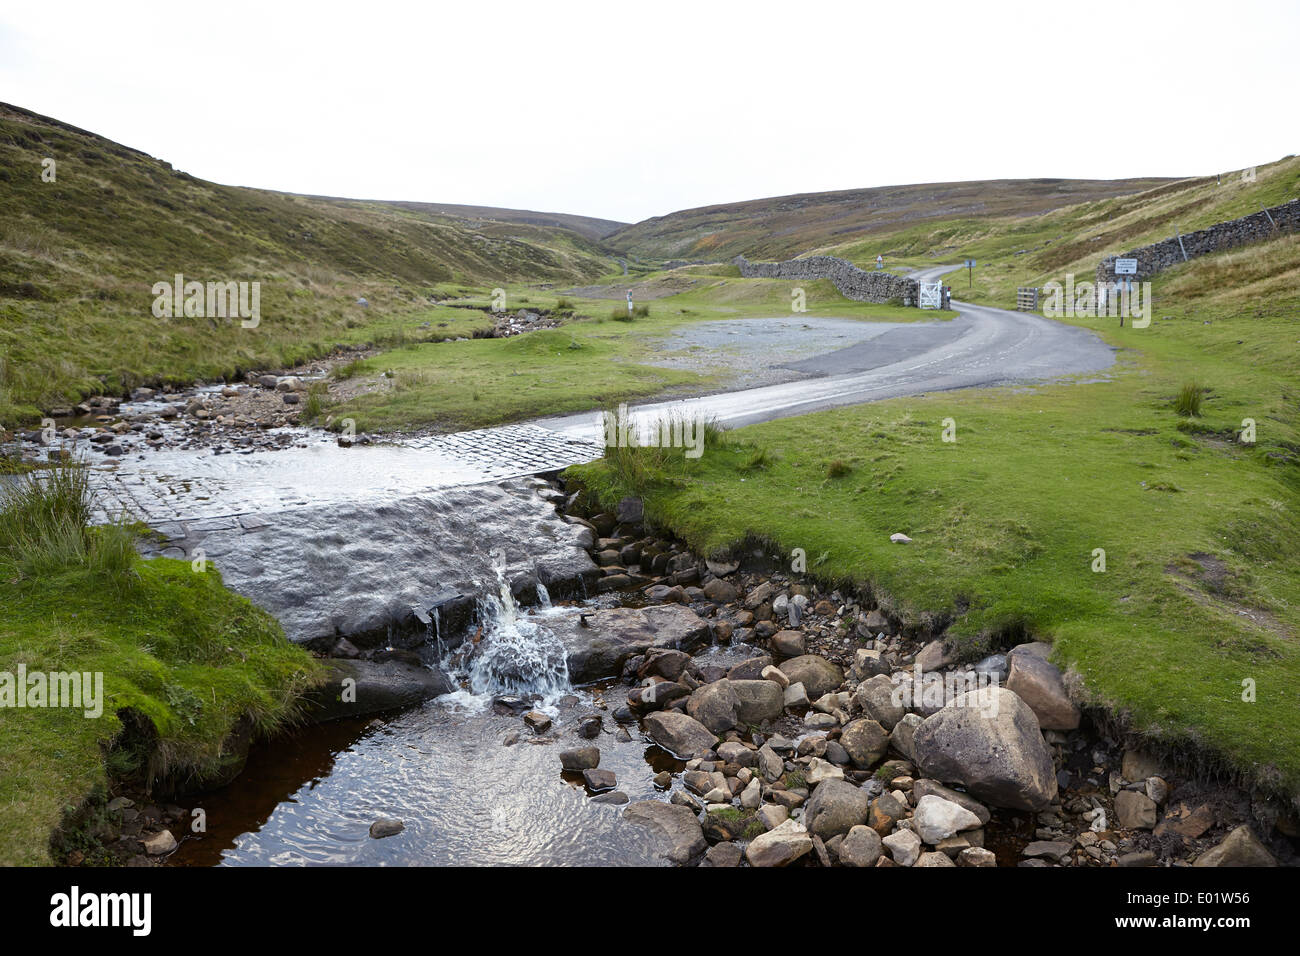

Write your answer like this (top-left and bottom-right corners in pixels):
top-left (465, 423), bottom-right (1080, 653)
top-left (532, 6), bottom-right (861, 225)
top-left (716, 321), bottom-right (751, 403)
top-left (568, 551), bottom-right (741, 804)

top-left (1115, 258), bottom-right (1138, 275)
top-left (964, 259), bottom-right (976, 268)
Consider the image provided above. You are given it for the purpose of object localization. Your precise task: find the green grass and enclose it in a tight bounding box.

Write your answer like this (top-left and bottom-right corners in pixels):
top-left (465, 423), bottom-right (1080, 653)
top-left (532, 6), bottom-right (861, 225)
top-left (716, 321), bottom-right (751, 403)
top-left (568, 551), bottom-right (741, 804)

top-left (569, 233), bottom-right (1300, 798)
top-left (0, 463), bottom-right (322, 864)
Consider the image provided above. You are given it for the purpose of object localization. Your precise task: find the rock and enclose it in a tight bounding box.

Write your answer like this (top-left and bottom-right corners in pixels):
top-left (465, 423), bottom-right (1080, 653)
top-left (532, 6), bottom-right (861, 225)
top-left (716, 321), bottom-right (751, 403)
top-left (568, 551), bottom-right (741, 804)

top-left (686, 679), bottom-right (741, 733)
top-left (770, 630), bottom-right (806, 659)
top-left (368, 818), bottom-right (404, 839)
top-left (702, 842), bottom-right (743, 867)
top-left (839, 718), bottom-right (890, 769)
top-left (639, 681), bottom-right (689, 709)
top-left (852, 674), bottom-right (905, 730)
top-left (559, 747), bottom-right (600, 771)
top-left (911, 779), bottom-right (991, 826)
top-left (974, 653), bottom-right (1009, 683)
top-left (1145, 776), bottom-right (1168, 805)
top-left (729, 680), bottom-right (784, 725)
top-left (623, 801), bottom-right (707, 865)
top-left (757, 744), bottom-right (784, 783)
top-left (1193, 826), bottom-right (1276, 867)
top-left (1155, 802), bottom-right (1214, 839)
top-left (305, 659), bottom-right (454, 723)
top-left (882, 828), bottom-right (922, 866)
top-left (1118, 850), bottom-right (1158, 867)
top-left (1006, 652), bottom-right (1080, 730)
top-left (643, 711), bottom-right (718, 758)
top-left (761, 665), bottom-right (790, 688)
top-left (806, 757), bottom-right (844, 786)
top-left (779, 655), bottom-right (843, 699)
top-left (838, 825), bottom-right (882, 867)
top-left (804, 778), bottom-right (870, 839)
top-left (726, 656), bottom-right (772, 681)
top-left (757, 804), bottom-right (789, 830)
top-left (704, 558), bottom-right (739, 577)
top-left (140, 830), bottom-right (177, 855)
top-left (868, 793), bottom-right (907, 835)
top-left (638, 648), bottom-right (691, 681)
top-left (890, 713), bottom-right (923, 762)
top-left (912, 687), bottom-right (1058, 811)
top-left (740, 777), bottom-right (762, 809)
top-left (958, 846), bottom-right (997, 867)
top-left (590, 791), bottom-right (629, 805)
top-left (745, 818), bottom-right (813, 867)
top-left (703, 578), bottom-right (739, 603)
top-left (1022, 840), bottom-right (1072, 862)
top-left (583, 769), bottom-right (617, 792)
top-left (1008, 641), bottom-right (1052, 663)
top-left (1115, 790), bottom-right (1158, 830)
top-left (914, 640), bottom-right (955, 671)
top-left (524, 711), bottom-right (552, 733)
top-left (554, 605), bottom-right (710, 684)
top-left (783, 681), bottom-right (810, 713)
top-left (916, 850), bottom-right (957, 867)
top-left (913, 794), bottom-right (983, 845)
top-left (890, 533), bottom-right (913, 544)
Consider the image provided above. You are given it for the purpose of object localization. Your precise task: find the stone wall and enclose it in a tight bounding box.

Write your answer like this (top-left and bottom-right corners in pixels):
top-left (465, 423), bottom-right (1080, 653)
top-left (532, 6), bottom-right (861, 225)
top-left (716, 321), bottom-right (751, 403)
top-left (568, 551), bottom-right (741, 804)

top-left (734, 254), bottom-right (920, 305)
top-left (1096, 199), bottom-right (1300, 284)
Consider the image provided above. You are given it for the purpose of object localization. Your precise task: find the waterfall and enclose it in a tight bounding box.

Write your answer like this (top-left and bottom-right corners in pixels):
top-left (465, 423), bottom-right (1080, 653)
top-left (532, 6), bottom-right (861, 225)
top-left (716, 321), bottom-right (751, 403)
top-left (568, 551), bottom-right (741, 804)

top-left (463, 563), bottom-right (570, 702)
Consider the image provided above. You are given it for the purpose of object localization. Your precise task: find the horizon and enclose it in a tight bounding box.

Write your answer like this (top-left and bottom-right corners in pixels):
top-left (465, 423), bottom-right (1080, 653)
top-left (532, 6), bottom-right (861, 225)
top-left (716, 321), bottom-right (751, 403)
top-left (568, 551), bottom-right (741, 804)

top-left (2, 0), bottom-right (1295, 222)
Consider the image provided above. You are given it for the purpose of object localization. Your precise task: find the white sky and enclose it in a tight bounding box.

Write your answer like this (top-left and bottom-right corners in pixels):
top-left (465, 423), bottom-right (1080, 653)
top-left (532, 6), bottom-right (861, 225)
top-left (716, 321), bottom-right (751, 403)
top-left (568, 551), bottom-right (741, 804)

top-left (2, 0), bottom-right (1295, 224)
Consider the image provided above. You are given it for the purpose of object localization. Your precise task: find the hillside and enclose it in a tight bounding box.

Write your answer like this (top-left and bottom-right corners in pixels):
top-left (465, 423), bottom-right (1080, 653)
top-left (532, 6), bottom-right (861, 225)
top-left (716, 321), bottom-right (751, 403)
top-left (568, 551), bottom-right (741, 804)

top-left (818, 156), bottom-right (1300, 305)
top-left (0, 102), bottom-right (612, 422)
top-left (322, 199), bottom-right (626, 241)
top-left (606, 176), bottom-right (1176, 260)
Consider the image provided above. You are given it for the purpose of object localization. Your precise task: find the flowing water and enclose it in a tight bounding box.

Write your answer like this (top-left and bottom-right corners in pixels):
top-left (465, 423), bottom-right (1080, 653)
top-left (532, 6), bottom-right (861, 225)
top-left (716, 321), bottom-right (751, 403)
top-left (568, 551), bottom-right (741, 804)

top-left (170, 565), bottom-right (686, 867)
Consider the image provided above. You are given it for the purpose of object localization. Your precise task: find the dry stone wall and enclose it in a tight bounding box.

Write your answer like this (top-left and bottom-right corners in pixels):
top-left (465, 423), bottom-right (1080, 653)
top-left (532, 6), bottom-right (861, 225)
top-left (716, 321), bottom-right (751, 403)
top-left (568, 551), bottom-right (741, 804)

top-left (734, 254), bottom-right (920, 305)
top-left (1096, 199), bottom-right (1300, 283)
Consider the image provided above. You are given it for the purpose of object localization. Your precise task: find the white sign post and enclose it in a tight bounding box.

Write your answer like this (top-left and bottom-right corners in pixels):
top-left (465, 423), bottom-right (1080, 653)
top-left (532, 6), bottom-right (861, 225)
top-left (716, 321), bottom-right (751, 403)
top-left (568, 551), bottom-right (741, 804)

top-left (1115, 258), bottom-right (1138, 275)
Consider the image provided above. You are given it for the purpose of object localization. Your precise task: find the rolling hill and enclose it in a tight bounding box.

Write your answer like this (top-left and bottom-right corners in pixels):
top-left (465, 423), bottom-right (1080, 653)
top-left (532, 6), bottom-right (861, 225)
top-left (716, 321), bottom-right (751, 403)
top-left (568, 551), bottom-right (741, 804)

top-left (606, 177), bottom-right (1177, 261)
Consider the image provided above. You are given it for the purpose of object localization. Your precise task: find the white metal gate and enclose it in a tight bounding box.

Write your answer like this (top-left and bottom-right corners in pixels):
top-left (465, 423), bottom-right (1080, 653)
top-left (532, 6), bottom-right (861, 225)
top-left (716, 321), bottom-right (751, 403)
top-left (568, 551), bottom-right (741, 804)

top-left (918, 281), bottom-right (942, 309)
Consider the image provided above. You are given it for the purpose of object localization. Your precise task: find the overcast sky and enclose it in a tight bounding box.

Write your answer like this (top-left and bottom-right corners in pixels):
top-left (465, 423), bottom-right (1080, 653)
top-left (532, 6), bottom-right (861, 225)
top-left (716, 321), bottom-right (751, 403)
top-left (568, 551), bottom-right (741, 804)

top-left (2, 0), bottom-right (1295, 224)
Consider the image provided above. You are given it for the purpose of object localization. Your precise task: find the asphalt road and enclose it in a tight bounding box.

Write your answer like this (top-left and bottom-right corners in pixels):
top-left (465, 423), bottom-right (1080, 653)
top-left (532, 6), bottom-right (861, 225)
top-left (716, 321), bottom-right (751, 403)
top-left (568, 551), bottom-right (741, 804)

top-left (540, 266), bottom-right (1115, 438)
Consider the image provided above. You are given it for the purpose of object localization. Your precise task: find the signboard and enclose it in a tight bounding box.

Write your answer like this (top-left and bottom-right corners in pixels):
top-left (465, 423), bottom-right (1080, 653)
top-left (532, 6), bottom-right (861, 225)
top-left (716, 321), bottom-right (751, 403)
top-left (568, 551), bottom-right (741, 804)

top-left (1115, 258), bottom-right (1138, 275)
top-left (964, 259), bottom-right (976, 268)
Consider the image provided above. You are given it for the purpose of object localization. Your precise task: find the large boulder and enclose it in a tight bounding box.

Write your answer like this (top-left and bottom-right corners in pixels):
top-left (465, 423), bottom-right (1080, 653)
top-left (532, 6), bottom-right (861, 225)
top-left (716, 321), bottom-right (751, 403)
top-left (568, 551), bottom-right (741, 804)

top-left (643, 711), bottom-right (717, 758)
top-left (1193, 826), bottom-right (1276, 867)
top-left (553, 605), bottom-right (710, 684)
top-left (803, 779), bottom-right (871, 839)
top-left (729, 680), bottom-right (784, 725)
top-left (305, 659), bottom-right (453, 723)
top-left (623, 801), bottom-right (706, 864)
top-left (745, 818), bottom-right (813, 867)
top-left (686, 680), bottom-right (740, 734)
top-left (779, 655), bottom-right (843, 700)
top-left (1005, 652), bottom-right (1080, 730)
top-left (912, 687), bottom-right (1058, 811)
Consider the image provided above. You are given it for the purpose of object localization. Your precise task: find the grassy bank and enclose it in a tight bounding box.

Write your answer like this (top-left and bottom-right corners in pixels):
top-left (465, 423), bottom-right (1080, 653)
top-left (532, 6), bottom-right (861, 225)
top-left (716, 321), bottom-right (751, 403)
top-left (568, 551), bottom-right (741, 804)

top-left (569, 234), bottom-right (1300, 797)
top-left (0, 465), bottom-right (322, 865)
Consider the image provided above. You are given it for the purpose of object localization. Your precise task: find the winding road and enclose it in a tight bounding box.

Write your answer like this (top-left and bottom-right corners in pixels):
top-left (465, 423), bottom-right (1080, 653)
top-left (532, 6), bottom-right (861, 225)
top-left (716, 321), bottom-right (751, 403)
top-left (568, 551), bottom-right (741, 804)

top-left (540, 265), bottom-right (1115, 439)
